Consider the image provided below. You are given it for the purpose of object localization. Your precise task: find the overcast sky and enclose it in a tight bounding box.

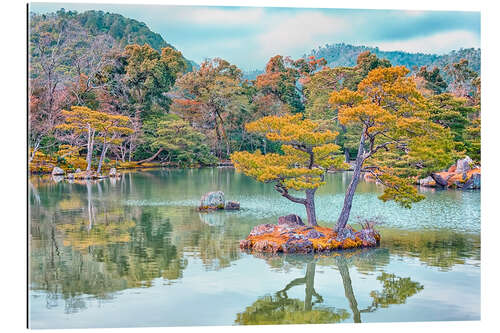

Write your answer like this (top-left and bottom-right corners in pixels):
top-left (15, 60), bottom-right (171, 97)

top-left (30, 3), bottom-right (480, 70)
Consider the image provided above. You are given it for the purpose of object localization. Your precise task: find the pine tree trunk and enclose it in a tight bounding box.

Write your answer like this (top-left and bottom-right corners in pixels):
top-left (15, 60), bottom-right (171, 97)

top-left (335, 129), bottom-right (366, 232)
top-left (305, 189), bottom-right (318, 226)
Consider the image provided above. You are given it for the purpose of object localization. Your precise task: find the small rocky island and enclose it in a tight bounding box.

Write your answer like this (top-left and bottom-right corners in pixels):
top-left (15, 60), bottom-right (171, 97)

top-left (419, 156), bottom-right (480, 189)
top-left (239, 215), bottom-right (380, 254)
top-left (198, 191), bottom-right (240, 211)
top-left (52, 166), bottom-right (121, 181)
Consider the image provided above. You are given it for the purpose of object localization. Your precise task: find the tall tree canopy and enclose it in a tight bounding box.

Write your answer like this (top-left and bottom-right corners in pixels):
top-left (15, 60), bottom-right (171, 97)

top-left (231, 114), bottom-right (346, 226)
top-left (329, 66), bottom-right (455, 231)
top-left (304, 52), bottom-right (392, 162)
top-left (255, 55), bottom-right (326, 114)
top-left (171, 58), bottom-right (248, 159)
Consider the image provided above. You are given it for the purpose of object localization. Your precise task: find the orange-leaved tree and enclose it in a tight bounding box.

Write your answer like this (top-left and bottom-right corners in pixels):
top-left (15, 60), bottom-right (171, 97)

top-left (171, 58), bottom-right (247, 159)
top-left (231, 114), bottom-right (347, 226)
top-left (329, 66), bottom-right (455, 232)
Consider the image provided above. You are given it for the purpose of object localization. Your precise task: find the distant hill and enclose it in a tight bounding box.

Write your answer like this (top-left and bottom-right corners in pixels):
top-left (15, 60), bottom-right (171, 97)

top-left (243, 44), bottom-right (480, 82)
top-left (30, 9), bottom-right (196, 70)
top-left (308, 43), bottom-right (480, 78)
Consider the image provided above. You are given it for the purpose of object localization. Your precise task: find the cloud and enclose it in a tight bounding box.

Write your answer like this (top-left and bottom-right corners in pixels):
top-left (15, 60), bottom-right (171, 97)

top-left (29, 3), bottom-right (481, 70)
top-left (370, 30), bottom-right (480, 54)
top-left (256, 11), bottom-right (348, 58)
top-left (401, 10), bottom-right (427, 17)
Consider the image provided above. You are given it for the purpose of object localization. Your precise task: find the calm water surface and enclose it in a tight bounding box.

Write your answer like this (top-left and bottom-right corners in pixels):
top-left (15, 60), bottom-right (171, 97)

top-left (29, 168), bottom-right (480, 328)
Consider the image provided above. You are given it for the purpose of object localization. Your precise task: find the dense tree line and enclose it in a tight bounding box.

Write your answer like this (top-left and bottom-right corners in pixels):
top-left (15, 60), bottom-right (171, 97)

top-left (29, 10), bottom-right (480, 174)
top-left (307, 43), bottom-right (480, 82)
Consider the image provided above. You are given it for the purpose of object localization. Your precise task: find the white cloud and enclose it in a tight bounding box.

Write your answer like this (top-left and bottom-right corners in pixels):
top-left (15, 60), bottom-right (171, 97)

top-left (371, 30), bottom-right (480, 54)
top-left (402, 10), bottom-right (427, 17)
top-left (256, 11), bottom-right (348, 58)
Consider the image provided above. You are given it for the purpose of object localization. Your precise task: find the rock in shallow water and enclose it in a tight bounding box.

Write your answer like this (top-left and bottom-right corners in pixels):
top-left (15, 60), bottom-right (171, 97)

top-left (419, 176), bottom-right (436, 187)
top-left (462, 172), bottom-right (481, 190)
top-left (225, 201), bottom-right (240, 210)
top-left (199, 191), bottom-right (225, 210)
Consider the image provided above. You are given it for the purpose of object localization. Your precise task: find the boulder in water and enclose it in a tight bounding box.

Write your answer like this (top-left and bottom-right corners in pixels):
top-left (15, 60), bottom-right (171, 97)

top-left (419, 176), bottom-right (436, 187)
top-left (463, 172), bottom-right (481, 190)
top-left (225, 201), bottom-right (240, 210)
top-left (199, 191), bottom-right (225, 210)
top-left (431, 172), bottom-right (453, 188)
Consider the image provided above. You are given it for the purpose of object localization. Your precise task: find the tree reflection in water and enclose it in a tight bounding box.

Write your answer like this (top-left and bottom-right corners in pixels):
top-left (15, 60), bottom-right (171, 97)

top-left (235, 260), bottom-right (350, 325)
top-left (30, 179), bottom-right (187, 313)
top-left (29, 170), bottom-right (476, 321)
top-left (236, 250), bottom-right (423, 325)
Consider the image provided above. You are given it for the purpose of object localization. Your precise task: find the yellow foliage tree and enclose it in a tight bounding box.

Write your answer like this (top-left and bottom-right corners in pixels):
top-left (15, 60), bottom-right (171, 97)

top-left (329, 66), bottom-right (455, 232)
top-left (58, 106), bottom-right (133, 173)
top-left (231, 114), bottom-right (346, 226)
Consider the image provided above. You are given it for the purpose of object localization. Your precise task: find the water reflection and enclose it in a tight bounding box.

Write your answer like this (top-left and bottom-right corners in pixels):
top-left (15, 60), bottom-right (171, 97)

top-left (237, 251), bottom-right (423, 324)
top-left (29, 169), bottom-right (480, 326)
top-left (236, 260), bottom-right (350, 325)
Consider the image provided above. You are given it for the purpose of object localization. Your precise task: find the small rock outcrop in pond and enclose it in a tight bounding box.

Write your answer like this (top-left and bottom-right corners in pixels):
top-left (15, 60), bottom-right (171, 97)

top-left (52, 167), bottom-right (65, 176)
top-left (240, 215), bottom-right (380, 254)
top-left (199, 191), bottom-right (225, 210)
top-left (199, 191), bottom-right (241, 211)
top-left (225, 201), bottom-right (240, 210)
top-left (198, 191), bottom-right (240, 211)
top-left (419, 156), bottom-right (480, 190)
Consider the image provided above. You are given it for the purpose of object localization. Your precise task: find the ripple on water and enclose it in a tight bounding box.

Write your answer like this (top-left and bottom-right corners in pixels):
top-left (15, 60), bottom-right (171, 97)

top-left (123, 188), bottom-right (480, 233)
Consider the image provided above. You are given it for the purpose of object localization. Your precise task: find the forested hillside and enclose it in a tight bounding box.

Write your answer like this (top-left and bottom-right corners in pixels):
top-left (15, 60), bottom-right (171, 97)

top-left (307, 43), bottom-right (480, 79)
top-left (29, 9), bottom-right (195, 69)
top-left (28, 9), bottom-right (481, 176)
top-left (243, 44), bottom-right (480, 83)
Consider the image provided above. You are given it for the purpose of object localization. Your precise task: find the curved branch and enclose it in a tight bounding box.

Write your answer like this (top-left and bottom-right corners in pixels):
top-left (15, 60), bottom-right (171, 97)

top-left (137, 147), bottom-right (165, 165)
top-left (275, 183), bottom-right (307, 205)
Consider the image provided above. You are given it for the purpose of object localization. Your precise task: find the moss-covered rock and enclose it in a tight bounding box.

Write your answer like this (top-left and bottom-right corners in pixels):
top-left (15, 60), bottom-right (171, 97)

top-left (240, 220), bottom-right (380, 254)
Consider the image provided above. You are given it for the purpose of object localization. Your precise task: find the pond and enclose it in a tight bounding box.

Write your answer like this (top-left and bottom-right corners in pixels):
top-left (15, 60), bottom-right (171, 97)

top-left (28, 168), bottom-right (480, 328)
